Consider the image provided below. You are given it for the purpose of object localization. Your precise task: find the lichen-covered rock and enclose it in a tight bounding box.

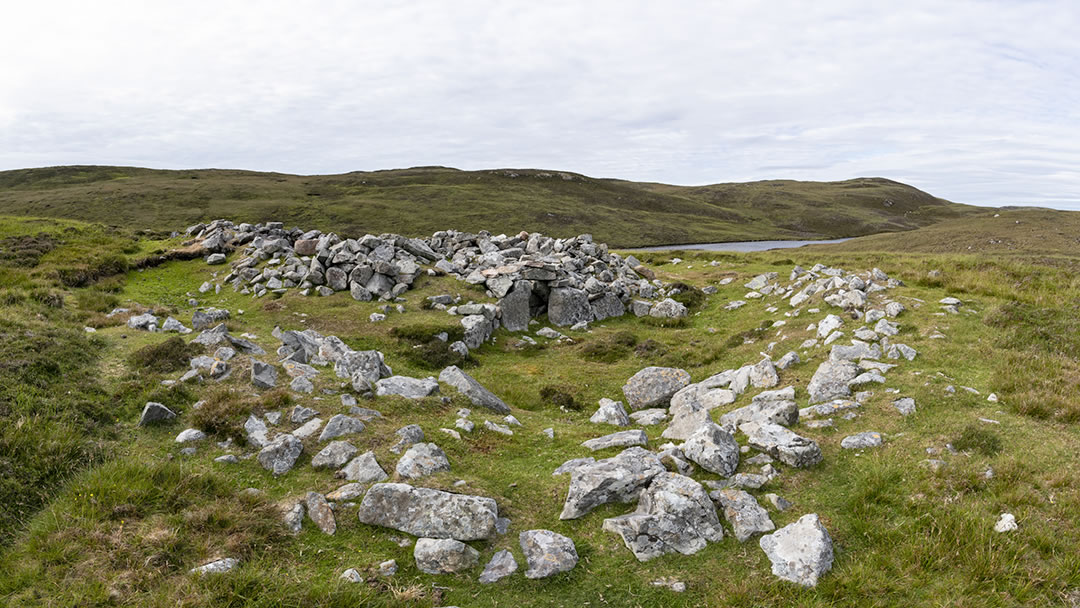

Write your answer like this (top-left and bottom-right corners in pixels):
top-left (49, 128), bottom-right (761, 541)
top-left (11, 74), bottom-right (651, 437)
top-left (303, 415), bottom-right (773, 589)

top-left (413, 538), bottom-right (479, 574)
top-left (581, 429), bottom-right (648, 451)
top-left (680, 423), bottom-right (740, 476)
top-left (438, 365), bottom-right (511, 414)
top-left (395, 443), bottom-right (450, 479)
top-left (305, 492), bottom-right (337, 535)
top-left (548, 287), bottom-right (593, 327)
top-left (340, 451), bottom-right (389, 483)
top-left (806, 358), bottom-right (859, 404)
top-left (589, 398), bottom-right (630, 426)
top-left (318, 414), bottom-right (366, 442)
top-left (713, 489), bottom-right (775, 542)
top-left (603, 472), bottom-right (723, 561)
top-left (622, 367), bottom-right (692, 411)
top-left (759, 513), bottom-right (834, 587)
top-left (257, 434), bottom-right (303, 475)
top-left (478, 549), bottom-right (518, 584)
top-left (520, 529), bottom-right (578, 578)
top-left (356, 483), bottom-right (499, 540)
top-left (138, 402), bottom-right (176, 426)
top-left (375, 376), bottom-right (439, 399)
top-left (741, 422), bottom-right (822, 468)
top-left (560, 446), bottom-right (666, 520)
top-left (311, 440), bottom-right (358, 469)
top-left (251, 360), bottom-right (278, 389)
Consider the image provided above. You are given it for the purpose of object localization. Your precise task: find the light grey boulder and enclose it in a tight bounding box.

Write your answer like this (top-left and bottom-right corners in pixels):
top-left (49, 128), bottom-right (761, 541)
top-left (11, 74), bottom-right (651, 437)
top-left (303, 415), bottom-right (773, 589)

top-left (190, 557), bottom-right (238, 575)
top-left (498, 281), bottom-right (532, 332)
top-left (745, 272), bottom-right (777, 290)
top-left (680, 423), bottom-right (740, 476)
top-left (127, 313), bottom-right (159, 331)
top-left (326, 483), bottom-right (366, 502)
top-left (318, 414), bottom-right (365, 442)
top-left (622, 367), bottom-right (692, 411)
top-left (289, 376), bottom-right (313, 394)
top-left (520, 530), bottom-right (578, 578)
top-left (602, 472), bottom-right (724, 561)
top-left (391, 424), bottom-right (425, 453)
top-left (311, 441), bottom-right (358, 469)
top-left (841, 431), bottom-right (883, 449)
top-left (560, 446), bottom-right (666, 519)
top-left (582, 429), bottom-right (648, 451)
top-left (306, 492), bottom-right (337, 535)
top-left (139, 402), bottom-right (176, 426)
top-left (885, 301), bottom-right (905, 317)
top-left (713, 489), bottom-right (775, 542)
top-left (375, 376), bottom-right (439, 399)
top-left (395, 443), bottom-right (450, 479)
top-left (244, 415), bottom-right (269, 448)
top-left (461, 314), bottom-right (493, 349)
top-left (816, 314), bottom-right (844, 339)
top-left (281, 501), bottom-right (304, 533)
top-left (192, 308), bottom-right (229, 330)
top-left (741, 422), bottom-right (822, 468)
top-left (830, 342), bottom-right (881, 361)
top-left (874, 318), bottom-right (900, 336)
top-left (290, 405), bottom-right (318, 424)
top-left (548, 287), bottom-right (593, 327)
top-left (340, 451), bottom-right (389, 483)
top-left (649, 298), bottom-right (688, 318)
top-left (478, 549), bottom-right (518, 583)
top-left (776, 351), bottom-right (800, 369)
top-left (335, 349), bottom-right (388, 383)
top-left (749, 359), bottom-right (779, 388)
top-left (257, 434), bottom-right (303, 475)
top-left (806, 358), bottom-right (860, 403)
top-left (292, 418), bottom-right (323, 440)
top-left (719, 387), bottom-right (799, 428)
top-left (759, 513), bottom-right (834, 587)
top-left (886, 343), bottom-right (917, 361)
top-left (438, 366), bottom-right (511, 414)
top-left (251, 360), bottom-right (278, 389)
top-left (591, 292), bottom-right (626, 321)
top-left (630, 408), bottom-right (669, 426)
top-left (175, 428), bottom-right (206, 443)
top-left (590, 398), bottom-right (630, 426)
top-left (356, 483), bottom-right (499, 540)
top-left (414, 538), bottom-right (479, 574)
top-left (892, 397), bottom-right (917, 416)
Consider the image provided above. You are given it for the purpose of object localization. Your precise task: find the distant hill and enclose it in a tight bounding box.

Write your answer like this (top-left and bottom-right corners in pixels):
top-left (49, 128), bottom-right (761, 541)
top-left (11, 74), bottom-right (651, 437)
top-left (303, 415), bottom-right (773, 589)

top-left (807, 207), bottom-right (1080, 259)
top-left (0, 165), bottom-right (979, 247)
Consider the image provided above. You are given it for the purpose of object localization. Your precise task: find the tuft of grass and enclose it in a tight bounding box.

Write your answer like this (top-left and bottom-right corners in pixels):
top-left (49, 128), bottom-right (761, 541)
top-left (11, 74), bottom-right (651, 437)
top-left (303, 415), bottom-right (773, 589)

top-left (578, 330), bottom-right (637, 363)
top-left (952, 425), bottom-right (1003, 456)
top-left (187, 388), bottom-right (256, 443)
top-left (539, 385), bottom-right (581, 411)
top-left (128, 337), bottom-right (203, 374)
top-left (668, 281), bottom-right (706, 309)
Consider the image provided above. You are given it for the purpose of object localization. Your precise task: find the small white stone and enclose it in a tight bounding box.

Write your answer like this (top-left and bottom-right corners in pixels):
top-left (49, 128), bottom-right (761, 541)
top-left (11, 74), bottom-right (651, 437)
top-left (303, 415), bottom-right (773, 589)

top-left (994, 513), bottom-right (1017, 533)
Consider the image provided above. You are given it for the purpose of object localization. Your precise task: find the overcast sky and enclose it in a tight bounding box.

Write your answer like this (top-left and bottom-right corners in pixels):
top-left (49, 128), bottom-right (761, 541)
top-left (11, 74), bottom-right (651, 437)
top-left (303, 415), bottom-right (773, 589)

top-left (2, 1), bottom-right (1078, 208)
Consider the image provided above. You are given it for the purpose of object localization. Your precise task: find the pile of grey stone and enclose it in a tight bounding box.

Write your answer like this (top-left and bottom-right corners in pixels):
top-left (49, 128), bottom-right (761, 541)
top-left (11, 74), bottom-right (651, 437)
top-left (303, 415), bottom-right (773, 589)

top-left (184, 220), bottom-right (690, 329)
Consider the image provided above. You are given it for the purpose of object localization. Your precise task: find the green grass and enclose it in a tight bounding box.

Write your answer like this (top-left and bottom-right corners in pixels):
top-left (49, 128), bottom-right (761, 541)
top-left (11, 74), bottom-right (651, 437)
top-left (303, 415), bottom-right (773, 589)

top-left (2, 214), bottom-right (1080, 606)
top-left (0, 166), bottom-right (979, 248)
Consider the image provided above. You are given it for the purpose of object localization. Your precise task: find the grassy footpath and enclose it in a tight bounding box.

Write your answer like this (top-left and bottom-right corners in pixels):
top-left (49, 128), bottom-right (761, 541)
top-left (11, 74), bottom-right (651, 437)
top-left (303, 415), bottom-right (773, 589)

top-left (0, 216), bottom-right (1078, 606)
top-left (0, 166), bottom-right (977, 248)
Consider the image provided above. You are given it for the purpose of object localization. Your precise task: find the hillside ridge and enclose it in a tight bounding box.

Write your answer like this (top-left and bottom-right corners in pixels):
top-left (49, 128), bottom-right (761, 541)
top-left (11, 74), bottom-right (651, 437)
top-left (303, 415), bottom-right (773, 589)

top-left (0, 165), bottom-right (980, 248)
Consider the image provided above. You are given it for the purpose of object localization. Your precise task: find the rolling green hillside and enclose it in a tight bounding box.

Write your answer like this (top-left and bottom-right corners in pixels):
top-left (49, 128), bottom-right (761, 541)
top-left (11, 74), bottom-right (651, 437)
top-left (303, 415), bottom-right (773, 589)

top-left (0, 166), bottom-right (978, 247)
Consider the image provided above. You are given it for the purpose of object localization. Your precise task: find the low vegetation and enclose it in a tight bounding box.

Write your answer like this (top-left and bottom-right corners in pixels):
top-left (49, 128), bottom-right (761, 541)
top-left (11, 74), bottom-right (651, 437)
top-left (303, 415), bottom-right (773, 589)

top-left (1, 211), bottom-right (1079, 606)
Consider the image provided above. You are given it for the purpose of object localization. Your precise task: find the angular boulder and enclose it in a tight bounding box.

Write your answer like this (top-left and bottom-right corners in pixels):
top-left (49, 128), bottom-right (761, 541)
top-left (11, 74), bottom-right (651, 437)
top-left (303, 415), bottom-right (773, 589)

top-left (438, 366), bottom-right (511, 414)
top-left (806, 358), bottom-right (860, 404)
top-left (680, 423), bottom-right (740, 476)
top-left (395, 443), bottom-right (450, 479)
top-left (520, 530), bottom-right (578, 578)
top-left (622, 367), bottom-right (692, 411)
top-left (413, 538), bottom-right (479, 574)
top-left (356, 483), bottom-right (498, 540)
top-left (548, 287), bottom-right (592, 327)
top-left (257, 434), bottom-right (303, 476)
top-left (741, 422), bottom-right (822, 468)
top-left (759, 513), bottom-right (834, 587)
top-left (713, 489), bottom-right (775, 542)
top-left (560, 447), bottom-right (665, 519)
top-left (602, 472), bottom-right (724, 561)
top-left (374, 376), bottom-right (439, 399)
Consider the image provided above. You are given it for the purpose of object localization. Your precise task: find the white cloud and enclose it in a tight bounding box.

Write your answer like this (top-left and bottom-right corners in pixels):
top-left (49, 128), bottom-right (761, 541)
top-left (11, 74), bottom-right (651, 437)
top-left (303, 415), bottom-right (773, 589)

top-left (0, 0), bottom-right (1078, 208)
